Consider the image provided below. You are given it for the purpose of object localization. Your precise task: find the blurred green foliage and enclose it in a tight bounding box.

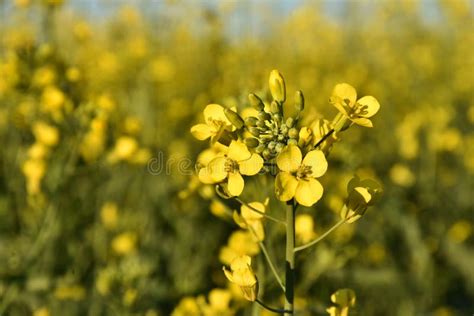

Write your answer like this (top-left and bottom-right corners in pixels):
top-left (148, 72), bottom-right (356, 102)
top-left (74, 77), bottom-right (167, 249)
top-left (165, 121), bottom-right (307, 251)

top-left (0, 0), bottom-right (473, 315)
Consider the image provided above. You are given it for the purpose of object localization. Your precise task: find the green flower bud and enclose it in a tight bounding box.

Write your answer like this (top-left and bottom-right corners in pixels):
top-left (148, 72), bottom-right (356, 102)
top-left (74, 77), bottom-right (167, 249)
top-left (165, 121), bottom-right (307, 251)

top-left (286, 117), bottom-right (294, 128)
top-left (295, 90), bottom-right (304, 112)
top-left (258, 111), bottom-right (271, 121)
top-left (268, 141), bottom-right (276, 150)
top-left (269, 70), bottom-right (286, 103)
top-left (270, 100), bottom-right (280, 114)
top-left (256, 144), bottom-right (266, 153)
top-left (262, 149), bottom-right (272, 160)
top-left (249, 93), bottom-right (264, 111)
top-left (288, 127), bottom-right (299, 139)
top-left (249, 127), bottom-right (260, 137)
top-left (245, 116), bottom-right (258, 127)
top-left (224, 108), bottom-right (244, 129)
top-left (280, 125), bottom-right (289, 135)
top-left (256, 120), bottom-right (266, 128)
top-left (275, 142), bottom-right (284, 153)
top-left (245, 137), bottom-right (260, 148)
top-left (272, 113), bottom-right (282, 122)
top-left (287, 138), bottom-right (298, 146)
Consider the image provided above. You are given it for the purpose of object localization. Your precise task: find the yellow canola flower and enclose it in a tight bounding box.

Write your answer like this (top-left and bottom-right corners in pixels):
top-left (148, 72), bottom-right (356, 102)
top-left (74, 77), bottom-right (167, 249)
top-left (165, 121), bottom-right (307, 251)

top-left (219, 230), bottom-right (259, 265)
top-left (22, 158), bottom-right (46, 195)
top-left (330, 83), bottom-right (380, 128)
top-left (41, 86), bottom-right (65, 113)
top-left (223, 255), bottom-right (258, 302)
top-left (108, 136), bottom-right (139, 163)
top-left (100, 202), bottom-right (118, 229)
top-left (295, 214), bottom-right (316, 243)
top-left (172, 297), bottom-right (201, 316)
top-left (340, 176), bottom-right (382, 223)
top-left (190, 104), bottom-right (235, 142)
top-left (54, 285), bottom-right (86, 301)
top-left (202, 288), bottom-right (233, 316)
top-left (275, 145), bottom-right (328, 207)
top-left (32, 121), bottom-right (59, 147)
top-left (111, 232), bottom-right (137, 256)
top-left (269, 69), bottom-right (286, 103)
top-left (199, 141), bottom-right (263, 196)
top-left (326, 288), bottom-right (356, 316)
top-left (233, 199), bottom-right (268, 241)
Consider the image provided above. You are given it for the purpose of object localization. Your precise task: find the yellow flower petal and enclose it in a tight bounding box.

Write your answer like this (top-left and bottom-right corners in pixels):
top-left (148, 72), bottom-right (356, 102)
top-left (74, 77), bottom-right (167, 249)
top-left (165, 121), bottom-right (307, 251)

top-left (295, 178), bottom-right (323, 207)
top-left (204, 103), bottom-right (229, 125)
top-left (228, 172), bottom-right (244, 196)
top-left (351, 117), bottom-right (373, 127)
top-left (230, 255), bottom-right (252, 270)
top-left (239, 154), bottom-right (263, 175)
top-left (223, 268), bottom-right (234, 283)
top-left (357, 96), bottom-right (380, 118)
top-left (208, 157), bottom-right (228, 182)
top-left (241, 202), bottom-right (265, 220)
top-left (302, 150), bottom-right (328, 178)
top-left (275, 172), bottom-right (298, 201)
top-left (190, 123), bottom-right (213, 140)
top-left (276, 145), bottom-right (302, 173)
top-left (331, 83), bottom-right (357, 106)
top-left (228, 141), bottom-right (252, 162)
top-left (198, 167), bottom-right (216, 184)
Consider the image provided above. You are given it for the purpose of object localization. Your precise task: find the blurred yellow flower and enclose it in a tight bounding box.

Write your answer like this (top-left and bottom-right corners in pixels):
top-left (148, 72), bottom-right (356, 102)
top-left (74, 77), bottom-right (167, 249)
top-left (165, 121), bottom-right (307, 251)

top-left (223, 255), bottom-right (258, 301)
top-left (32, 121), bottom-right (59, 147)
top-left (172, 297), bottom-right (201, 316)
top-left (202, 288), bottom-right (233, 315)
top-left (22, 158), bottom-right (46, 195)
top-left (295, 214), bottom-right (316, 243)
top-left (219, 230), bottom-right (259, 265)
top-left (33, 307), bottom-right (49, 316)
top-left (340, 176), bottom-right (382, 223)
top-left (330, 83), bottom-right (380, 128)
top-left (447, 220), bottom-right (472, 243)
top-left (123, 288), bottom-right (138, 306)
top-left (112, 232), bottom-right (137, 256)
top-left (101, 202), bottom-right (118, 229)
top-left (389, 163), bottom-right (415, 187)
top-left (41, 86), bottom-right (65, 113)
top-left (54, 285), bottom-right (86, 301)
top-left (326, 289), bottom-right (356, 316)
top-left (108, 136), bottom-right (139, 162)
top-left (199, 141), bottom-right (263, 196)
top-left (233, 199), bottom-right (269, 241)
top-left (275, 145), bottom-right (327, 206)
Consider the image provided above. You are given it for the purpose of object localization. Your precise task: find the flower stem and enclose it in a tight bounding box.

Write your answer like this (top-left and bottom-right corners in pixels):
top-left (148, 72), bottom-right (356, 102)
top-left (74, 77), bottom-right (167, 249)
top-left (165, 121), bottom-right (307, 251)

top-left (258, 240), bottom-right (286, 293)
top-left (284, 201), bottom-right (295, 315)
top-left (256, 299), bottom-right (293, 314)
top-left (234, 197), bottom-right (286, 225)
top-left (294, 219), bottom-right (346, 253)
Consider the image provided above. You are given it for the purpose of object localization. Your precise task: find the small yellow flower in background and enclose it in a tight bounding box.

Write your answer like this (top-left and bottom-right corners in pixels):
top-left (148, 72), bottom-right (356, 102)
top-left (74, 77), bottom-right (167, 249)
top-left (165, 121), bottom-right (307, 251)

top-left (191, 104), bottom-right (235, 142)
top-left (447, 220), bottom-right (472, 243)
top-left (233, 199), bottom-right (269, 241)
top-left (54, 285), bottom-right (86, 301)
top-left (22, 158), bottom-right (46, 195)
top-left (269, 69), bottom-right (286, 103)
top-left (295, 214), bottom-right (316, 243)
top-left (108, 136), bottom-right (139, 163)
top-left (97, 93), bottom-right (116, 112)
top-left (28, 142), bottom-right (49, 160)
top-left (41, 86), bottom-right (65, 113)
top-left (199, 141), bottom-right (263, 196)
top-left (330, 83), bottom-right (380, 128)
top-left (210, 200), bottom-right (230, 218)
top-left (151, 56), bottom-right (176, 82)
top-left (340, 176), bottom-right (382, 223)
top-left (223, 255), bottom-right (258, 302)
top-left (33, 66), bottom-right (56, 87)
top-left (202, 288), bottom-right (233, 315)
top-left (219, 230), bottom-right (259, 265)
top-left (101, 202), bottom-right (118, 229)
top-left (275, 145), bottom-right (328, 206)
top-left (112, 232), bottom-right (137, 256)
top-left (172, 297), bottom-right (201, 316)
top-left (326, 288), bottom-right (356, 316)
top-left (66, 67), bottom-right (81, 82)
top-left (390, 163), bottom-right (416, 187)
top-left (123, 288), bottom-right (138, 306)
top-left (32, 121), bottom-right (59, 147)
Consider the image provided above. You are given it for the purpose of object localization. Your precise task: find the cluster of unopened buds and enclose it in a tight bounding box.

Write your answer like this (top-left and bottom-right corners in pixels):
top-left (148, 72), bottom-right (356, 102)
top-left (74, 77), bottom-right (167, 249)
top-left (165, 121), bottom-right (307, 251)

top-left (191, 70), bottom-right (383, 314)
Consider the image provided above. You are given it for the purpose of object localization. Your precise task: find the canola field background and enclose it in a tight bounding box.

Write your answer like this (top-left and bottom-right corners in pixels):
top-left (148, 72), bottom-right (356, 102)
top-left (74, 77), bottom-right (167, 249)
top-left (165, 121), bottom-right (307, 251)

top-left (0, 0), bottom-right (473, 315)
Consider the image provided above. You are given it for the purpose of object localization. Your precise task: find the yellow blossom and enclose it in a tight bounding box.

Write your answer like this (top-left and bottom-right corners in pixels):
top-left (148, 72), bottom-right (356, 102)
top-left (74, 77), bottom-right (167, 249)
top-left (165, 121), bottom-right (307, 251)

top-left (32, 121), bottom-right (59, 147)
top-left (340, 176), bottom-right (382, 223)
top-left (219, 230), bottom-right (259, 265)
top-left (295, 214), bottom-right (316, 243)
top-left (326, 289), bottom-right (356, 316)
top-left (269, 69), bottom-right (286, 102)
top-left (191, 104), bottom-right (235, 142)
top-left (233, 199), bottom-right (268, 241)
top-left (223, 255), bottom-right (258, 301)
top-left (41, 86), bottom-right (65, 113)
top-left (101, 202), bottom-right (118, 229)
top-left (199, 141), bottom-right (263, 196)
top-left (111, 232), bottom-right (137, 255)
top-left (330, 83), bottom-right (380, 128)
top-left (275, 145), bottom-right (327, 206)
top-left (172, 297), bottom-right (201, 316)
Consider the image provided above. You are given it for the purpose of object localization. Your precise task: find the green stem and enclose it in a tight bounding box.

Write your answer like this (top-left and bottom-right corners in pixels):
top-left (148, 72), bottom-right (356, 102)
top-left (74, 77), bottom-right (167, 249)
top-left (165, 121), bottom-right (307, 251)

top-left (294, 219), bottom-right (346, 253)
top-left (256, 299), bottom-right (292, 314)
top-left (258, 240), bottom-right (285, 293)
top-left (234, 197), bottom-right (286, 225)
top-left (284, 201), bottom-right (295, 315)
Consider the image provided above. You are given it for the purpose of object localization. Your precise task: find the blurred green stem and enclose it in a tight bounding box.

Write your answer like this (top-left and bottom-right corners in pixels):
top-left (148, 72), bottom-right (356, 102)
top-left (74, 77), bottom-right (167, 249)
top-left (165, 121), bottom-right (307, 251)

top-left (294, 219), bottom-right (346, 253)
top-left (284, 201), bottom-right (295, 315)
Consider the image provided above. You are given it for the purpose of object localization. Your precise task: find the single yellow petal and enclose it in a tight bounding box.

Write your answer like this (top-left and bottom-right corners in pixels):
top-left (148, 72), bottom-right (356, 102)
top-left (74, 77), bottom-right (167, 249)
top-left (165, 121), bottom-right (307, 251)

top-left (276, 145), bottom-right (302, 173)
top-left (198, 167), bottom-right (216, 184)
top-left (228, 141), bottom-right (252, 162)
top-left (190, 123), bottom-right (213, 140)
top-left (354, 187), bottom-right (372, 204)
top-left (275, 172), bottom-right (298, 201)
top-left (241, 202), bottom-right (265, 220)
top-left (302, 150), bottom-right (328, 178)
top-left (331, 83), bottom-right (357, 106)
top-left (208, 157), bottom-right (228, 182)
top-left (223, 268), bottom-right (234, 283)
top-left (351, 117), bottom-right (373, 128)
top-left (295, 178), bottom-right (324, 207)
top-left (228, 172), bottom-right (244, 196)
top-left (204, 103), bottom-right (229, 125)
top-left (239, 153), bottom-right (263, 175)
top-left (230, 255), bottom-right (252, 271)
top-left (357, 96), bottom-right (380, 118)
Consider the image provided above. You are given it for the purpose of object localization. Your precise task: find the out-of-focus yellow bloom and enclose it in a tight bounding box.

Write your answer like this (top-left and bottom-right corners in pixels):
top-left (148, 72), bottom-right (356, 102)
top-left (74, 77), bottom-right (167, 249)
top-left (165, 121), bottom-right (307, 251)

top-left (66, 67), bottom-right (81, 82)
top-left (202, 288), bottom-right (233, 316)
top-left (434, 306), bottom-right (454, 316)
top-left (123, 116), bottom-right (142, 135)
top-left (223, 255), bottom-right (258, 301)
top-left (73, 21), bottom-right (92, 41)
top-left (389, 163), bottom-right (415, 187)
top-left (112, 232), bottom-right (137, 256)
top-left (233, 199), bottom-right (268, 241)
top-left (32, 121), bottom-right (59, 147)
top-left (101, 202), bottom-right (118, 229)
top-left (33, 307), bottom-right (49, 316)
top-left (96, 268), bottom-right (113, 295)
top-left (33, 66), bottom-right (56, 87)
top-left (191, 104), bottom-right (235, 142)
top-left (54, 285), bottom-right (86, 301)
top-left (97, 93), bottom-right (116, 112)
top-left (172, 297), bottom-right (201, 316)
top-left (199, 141), bottom-right (263, 196)
top-left (340, 176), bottom-right (382, 223)
top-left (22, 159), bottom-right (46, 195)
top-left (41, 86), bottom-right (65, 113)
top-left (326, 289), bottom-right (356, 316)
top-left (210, 200), bottom-right (230, 218)
top-left (151, 56), bottom-right (175, 82)
top-left (80, 118), bottom-right (107, 162)
top-left (269, 69), bottom-right (286, 102)
top-left (447, 220), bottom-right (472, 243)
top-left (28, 142), bottom-right (49, 160)
top-left (295, 214), bottom-right (316, 243)
top-left (123, 288), bottom-right (138, 306)
top-left (108, 136), bottom-right (139, 162)
top-left (275, 145), bottom-right (327, 206)
top-left (330, 83), bottom-right (380, 128)
top-left (219, 230), bottom-right (259, 265)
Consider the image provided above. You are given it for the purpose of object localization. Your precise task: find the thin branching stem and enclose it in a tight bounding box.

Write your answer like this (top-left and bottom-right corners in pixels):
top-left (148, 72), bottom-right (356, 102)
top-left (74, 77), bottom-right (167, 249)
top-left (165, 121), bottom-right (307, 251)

top-left (234, 197), bottom-right (286, 225)
top-left (294, 219), bottom-right (346, 253)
